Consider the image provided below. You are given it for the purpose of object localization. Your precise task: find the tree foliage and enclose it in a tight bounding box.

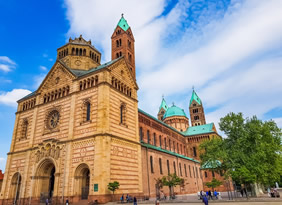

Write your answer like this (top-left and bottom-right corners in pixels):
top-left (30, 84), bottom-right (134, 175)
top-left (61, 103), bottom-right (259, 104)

top-left (200, 112), bottom-right (282, 186)
top-left (161, 173), bottom-right (184, 198)
top-left (108, 181), bottom-right (120, 195)
top-left (205, 178), bottom-right (223, 192)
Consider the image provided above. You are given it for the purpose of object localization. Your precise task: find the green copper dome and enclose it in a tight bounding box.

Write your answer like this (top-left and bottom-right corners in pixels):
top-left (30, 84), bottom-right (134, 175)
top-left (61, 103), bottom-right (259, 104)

top-left (163, 105), bottom-right (187, 119)
top-left (117, 15), bottom-right (130, 31)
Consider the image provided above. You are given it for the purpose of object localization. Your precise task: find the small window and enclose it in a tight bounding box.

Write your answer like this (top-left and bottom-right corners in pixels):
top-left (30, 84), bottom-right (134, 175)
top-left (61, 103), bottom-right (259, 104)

top-left (147, 130), bottom-right (150, 144)
top-left (193, 147), bottom-right (197, 157)
top-left (179, 163), bottom-right (182, 176)
top-left (120, 104), bottom-right (125, 124)
top-left (159, 135), bottom-right (162, 148)
top-left (21, 120), bottom-right (28, 139)
top-left (194, 116), bottom-right (199, 120)
top-left (159, 158), bottom-right (163, 174)
top-left (212, 171), bottom-right (215, 177)
top-left (205, 171), bottom-right (208, 178)
top-left (139, 127), bottom-right (143, 142)
top-left (173, 161), bottom-right (176, 174)
top-left (153, 133), bottom-right (156, 146)
top-left (184, 164), bottom-right (187, 177)
top-left (167, 160), bottom-right (170, 174)
top-left (189, 165), bottom-right (192, 177)
top-left (86, 102), bottom-right (91, 121)
top-left (150, 156), bottom-right (154, 173)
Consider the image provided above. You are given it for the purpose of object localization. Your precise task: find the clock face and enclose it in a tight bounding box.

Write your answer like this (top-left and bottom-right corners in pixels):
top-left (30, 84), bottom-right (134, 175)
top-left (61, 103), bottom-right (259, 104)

top-left (48, 110), bottom-right (60, 129)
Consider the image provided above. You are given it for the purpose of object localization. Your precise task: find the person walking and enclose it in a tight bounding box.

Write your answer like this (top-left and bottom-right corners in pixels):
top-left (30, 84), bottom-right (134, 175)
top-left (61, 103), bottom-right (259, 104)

top-left (202, 195), bottom-right (208, 205)
top-left (214, 190), bottom-right (218, 199)
top-left (45, 198), bottom-right (49, 205)
top-left (66, 198), bottom-right (69, 205)
top-left (121, 194), bottom-right (124, 203)
top-left (208, 190), bottom-right (212, 200)
top-left (133, 197), bottom-right (137, 205)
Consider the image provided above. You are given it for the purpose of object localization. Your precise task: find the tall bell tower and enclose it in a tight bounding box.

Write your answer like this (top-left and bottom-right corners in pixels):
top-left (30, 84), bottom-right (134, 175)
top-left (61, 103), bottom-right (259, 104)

top-left (189, 89), bottom-right (206, 126)
top-left (111, 14), bottom-right (136, 79)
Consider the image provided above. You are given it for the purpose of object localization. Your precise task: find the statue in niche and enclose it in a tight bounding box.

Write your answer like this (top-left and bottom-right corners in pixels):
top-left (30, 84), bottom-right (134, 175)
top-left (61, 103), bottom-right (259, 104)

top-left (54, 147), bottom-right (60, 159)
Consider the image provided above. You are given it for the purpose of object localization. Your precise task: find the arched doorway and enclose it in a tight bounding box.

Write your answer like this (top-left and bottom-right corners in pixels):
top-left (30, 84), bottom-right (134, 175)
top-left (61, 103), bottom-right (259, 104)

top-left (74, 164), bottom-right (90, 200)
top-left (9, 172), bottom-right (21, 204)
top-left (34, 159), bottom-right (56, 203)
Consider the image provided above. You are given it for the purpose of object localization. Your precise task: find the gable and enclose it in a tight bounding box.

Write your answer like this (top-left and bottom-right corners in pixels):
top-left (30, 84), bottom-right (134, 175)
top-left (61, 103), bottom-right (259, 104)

top-left (108, 57), bottom-right (138, 90)
top-left (37, 61), bottom-right (76, 94)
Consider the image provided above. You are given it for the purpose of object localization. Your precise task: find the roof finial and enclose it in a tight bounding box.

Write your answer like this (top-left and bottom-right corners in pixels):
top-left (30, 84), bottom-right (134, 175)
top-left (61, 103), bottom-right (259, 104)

top-left (121, 13), bottom-right (124, 18)
top-left (172, 102), bottom-right (175, 106)
top-left (162, 94), bottom-right (164, 99)
top-left (192, 85), bottom-right (195, 91)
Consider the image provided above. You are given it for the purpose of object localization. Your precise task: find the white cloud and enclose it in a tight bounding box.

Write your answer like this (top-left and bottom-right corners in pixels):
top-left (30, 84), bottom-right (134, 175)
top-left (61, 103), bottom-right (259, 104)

top-left (0, 89), bottom-right (32, 107)
top-left (39, 65), bottom-right (48, 71)
top-left (0, 56), bottom-right (16, 72)
top-left (65, 0), bottom-right (282, 126)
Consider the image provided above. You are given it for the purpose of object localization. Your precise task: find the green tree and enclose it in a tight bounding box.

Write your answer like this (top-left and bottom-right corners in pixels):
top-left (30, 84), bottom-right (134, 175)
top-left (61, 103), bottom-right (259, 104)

top-left (107, 181), bottom-right (120, 201)
top-left (205, 178), bottom-right (223, 192)
top-left (161, 173), bottom-right (183, 199)
top-left (200, 113), bottom-right (282, 190)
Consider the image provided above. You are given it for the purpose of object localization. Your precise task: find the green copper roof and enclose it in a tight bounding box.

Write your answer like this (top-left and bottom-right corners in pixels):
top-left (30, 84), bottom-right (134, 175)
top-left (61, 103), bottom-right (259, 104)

top-left (142, 142), bottom-right (200, 163)
top-left (190, 90), bottom-right (202, 106)
top-left (201, 160), bottom-right (221, 169)
top-left (163, 105), bottom-right (187, 119)
top-left (159, 98), bottom-right (168, 111)
top-left (117, 16), bottom-right (130, 31)
top-left (183, 123), bottom-right (214, 136)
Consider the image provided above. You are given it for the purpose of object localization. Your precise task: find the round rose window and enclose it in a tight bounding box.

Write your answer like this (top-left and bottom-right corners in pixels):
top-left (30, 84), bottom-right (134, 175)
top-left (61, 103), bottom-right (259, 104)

top-left (48, 110), bottom-right (60, 129)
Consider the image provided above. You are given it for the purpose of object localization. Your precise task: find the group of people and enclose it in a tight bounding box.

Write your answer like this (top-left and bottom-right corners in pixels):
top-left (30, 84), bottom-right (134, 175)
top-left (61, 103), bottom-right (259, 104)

top-left (199, 190), bottom-right (219, 200)
top-left (121, 194), bottom-right (137, 205)
top-left (269, 188), bottom-right (280, 198)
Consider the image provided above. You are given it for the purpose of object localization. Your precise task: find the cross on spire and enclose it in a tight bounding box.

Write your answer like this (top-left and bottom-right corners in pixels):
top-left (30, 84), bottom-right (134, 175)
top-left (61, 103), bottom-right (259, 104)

top-left (121, 13), bottom-right (124, 18)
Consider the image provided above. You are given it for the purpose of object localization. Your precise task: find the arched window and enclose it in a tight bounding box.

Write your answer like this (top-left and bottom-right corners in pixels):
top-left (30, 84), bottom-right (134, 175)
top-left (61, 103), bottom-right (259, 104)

top-left (189, 165), bottom-right (192, 177)
top-left (76, 48), bottom-right (79, 55)
top-left (167, 160), bottom-right (170, 174)
top-left (193, 147), bottom-right (197, 157)
top-left (159, 135), bottom-right (162, 148)
top-left (159, 158), bottom-right (163, 174)
top-left (173, 161), bottom-right (176, 174)
top-left (79, 48), bottom-right (82, 56)
top-left (179, 163), bottom-right (182, 176)
top-left (22, 119), bottom-right (28, 139)
top-left (120, 104), bottom-right (125, 124)
top-left (139, 127), bottom-right (143, 142)
top-left (147, 130), bottom-right (150, 144)
top-left (83, 49), bottom-right (86, 56)
top-left (72, 48), bottom-right (75, 55)
top-left (184, 164), bottom-right (187, 177)
top-left (119, 39), bottom-right (122, 46)
top-left (205, 171), bottom-right (208, 178)
top-left (116, 53), bottom-right (119, 58)
top-left (119, 51), bottom-right (122, 56)
top-left (116, 40), bottom-right (119, 47)
top-left (153, 133), bottom-right (156, 146)
top-left (150, 156), bottom-right (154, 173)
top-left (86, 102), bottom-right (91, 121)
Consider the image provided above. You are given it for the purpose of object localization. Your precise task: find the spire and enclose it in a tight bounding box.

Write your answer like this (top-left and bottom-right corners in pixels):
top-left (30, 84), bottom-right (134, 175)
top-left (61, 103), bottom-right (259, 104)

top-left (189, 90), bottom-right (202, 106)
top-left (159, 96), bottom-right (168, 111)
top-left (117, 14), bottom-right (130, 31)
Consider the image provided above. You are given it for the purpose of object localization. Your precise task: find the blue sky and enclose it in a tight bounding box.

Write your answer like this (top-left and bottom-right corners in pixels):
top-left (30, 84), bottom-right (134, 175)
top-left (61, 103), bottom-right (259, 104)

top-left (0, 0), bottom-right (282, 171)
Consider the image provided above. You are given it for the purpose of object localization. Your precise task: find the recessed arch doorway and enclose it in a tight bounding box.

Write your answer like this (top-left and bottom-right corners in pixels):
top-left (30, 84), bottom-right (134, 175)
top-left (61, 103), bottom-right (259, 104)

top-left (74, 163), bottom-right (90, 200)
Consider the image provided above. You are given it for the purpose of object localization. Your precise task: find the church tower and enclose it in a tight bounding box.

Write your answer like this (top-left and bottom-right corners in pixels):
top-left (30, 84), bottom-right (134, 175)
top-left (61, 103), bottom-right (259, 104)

top-left (158, 96), bottom-right (168, 121)
top-left (189, 90), bottom-right (206, 126)
top-left (111, 14), bottom-right (136, 79)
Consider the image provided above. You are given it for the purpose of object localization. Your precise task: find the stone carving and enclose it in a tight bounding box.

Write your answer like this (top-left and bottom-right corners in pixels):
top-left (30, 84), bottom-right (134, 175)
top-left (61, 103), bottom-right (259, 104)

top-left (34, 139), bottom-right (64, 163)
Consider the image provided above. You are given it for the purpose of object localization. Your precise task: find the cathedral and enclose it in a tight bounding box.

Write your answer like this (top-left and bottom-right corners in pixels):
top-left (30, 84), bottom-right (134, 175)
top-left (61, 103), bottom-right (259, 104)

top-left (0, 16), bottom-right (227, 205)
